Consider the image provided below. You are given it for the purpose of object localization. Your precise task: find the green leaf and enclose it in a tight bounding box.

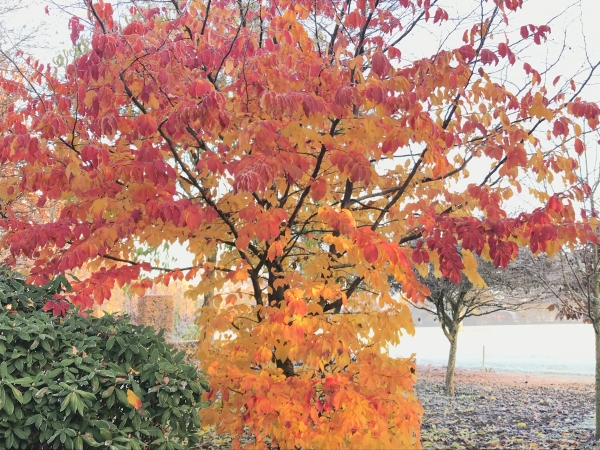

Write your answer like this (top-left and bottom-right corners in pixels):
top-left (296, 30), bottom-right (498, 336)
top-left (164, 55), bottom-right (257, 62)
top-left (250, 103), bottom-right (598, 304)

top-left (35, 387), bottom-right (48, 398)
top-left (22, 389), bottom-right (32, 404)
top-left (12, 427), bottom-right (30, 440)
top-left (102, 386), bottom-right (115, 398)
top-left (25, 414), bottom-right (40, 426)
top-left (0, 361), bottom-right (8, 379)
top-left (82, 433), bottom-right (101, 446)
top-left (115, 388), bottom-right (129, 406)
top-left (99, 428), bottom-right (112, 440)
top-left (9, 385), bottom-right (23, 404)
top-left (70, 392), bottom-right (81, 413)
top-left (6, 432), bottom-right (14, 449)
top-left (3, 394), bottom-right (14, 415)
top-left (60, 393), bottom-right (72, 412)
top-left (96, 370), bottom-right (115, 378)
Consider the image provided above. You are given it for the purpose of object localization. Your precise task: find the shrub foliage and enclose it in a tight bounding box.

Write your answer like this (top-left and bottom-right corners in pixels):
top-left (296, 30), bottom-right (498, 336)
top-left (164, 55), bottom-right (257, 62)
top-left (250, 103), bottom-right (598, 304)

top-left (0, 270), bottom-right (208, 450)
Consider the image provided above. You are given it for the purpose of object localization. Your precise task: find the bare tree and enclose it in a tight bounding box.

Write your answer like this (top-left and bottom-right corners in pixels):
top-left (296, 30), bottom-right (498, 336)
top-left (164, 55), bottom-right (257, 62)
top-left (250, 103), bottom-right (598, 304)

top-left (527, 151), bottom-right (600, 437)
top-left (392, 247), bottom-right (542, 396)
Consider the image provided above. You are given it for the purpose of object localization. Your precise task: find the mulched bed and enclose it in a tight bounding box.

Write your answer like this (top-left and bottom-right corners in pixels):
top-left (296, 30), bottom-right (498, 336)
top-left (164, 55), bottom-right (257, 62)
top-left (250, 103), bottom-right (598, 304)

top-left (418, 366), bottom-right (597, 449)
top-left (196, 366), bottom-right (598, 449)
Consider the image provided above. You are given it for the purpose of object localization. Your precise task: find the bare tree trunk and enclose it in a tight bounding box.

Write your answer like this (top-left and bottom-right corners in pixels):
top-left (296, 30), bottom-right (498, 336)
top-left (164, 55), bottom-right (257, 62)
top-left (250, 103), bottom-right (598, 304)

top-left (594, 326), bottom-right (600, 441)
top-left (445, 328), bottom-right (459, 396)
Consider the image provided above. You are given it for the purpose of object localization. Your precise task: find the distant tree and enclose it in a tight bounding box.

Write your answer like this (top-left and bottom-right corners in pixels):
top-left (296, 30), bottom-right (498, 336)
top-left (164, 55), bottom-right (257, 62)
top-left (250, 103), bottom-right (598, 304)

top-left (392, 247), bottom-right (541, 396)
top-left (526, 142), bottom-right (600, 436)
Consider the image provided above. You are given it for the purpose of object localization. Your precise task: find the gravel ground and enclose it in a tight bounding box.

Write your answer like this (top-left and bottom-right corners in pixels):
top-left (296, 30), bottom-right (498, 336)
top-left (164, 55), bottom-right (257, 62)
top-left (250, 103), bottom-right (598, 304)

top-left (418, 366), bottom-right (597, 449)
top-left (196, 366), bottom-right (597, 449)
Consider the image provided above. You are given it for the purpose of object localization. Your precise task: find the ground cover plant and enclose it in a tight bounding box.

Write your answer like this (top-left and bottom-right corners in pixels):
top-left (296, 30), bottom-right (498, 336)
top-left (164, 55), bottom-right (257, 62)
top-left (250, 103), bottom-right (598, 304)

top-left (0, 269), bottom-right (208, 450)
top-left (0, 0), bottom-right (599, 448)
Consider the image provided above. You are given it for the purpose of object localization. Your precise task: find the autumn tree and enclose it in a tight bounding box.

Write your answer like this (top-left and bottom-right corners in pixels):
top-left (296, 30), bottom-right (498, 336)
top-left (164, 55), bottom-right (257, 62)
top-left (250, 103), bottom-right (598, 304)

top-left (392, 248), bottom-right (542, 396)
top-left (0, 0), bottom-right (598, 448)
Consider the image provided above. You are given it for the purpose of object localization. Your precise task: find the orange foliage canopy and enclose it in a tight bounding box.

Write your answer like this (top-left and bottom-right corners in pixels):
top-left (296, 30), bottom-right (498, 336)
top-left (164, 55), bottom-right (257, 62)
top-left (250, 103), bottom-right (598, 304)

top-left (0, 0), bottom-right (597, 448)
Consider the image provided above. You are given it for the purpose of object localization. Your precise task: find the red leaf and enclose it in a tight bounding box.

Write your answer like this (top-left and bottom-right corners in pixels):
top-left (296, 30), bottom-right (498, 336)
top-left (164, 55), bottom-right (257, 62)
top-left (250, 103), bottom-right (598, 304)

top-left (520, 25), bottom-right (529, 39)
top-left (371, 51), bottom-right (392, 78)
top-left (388, 47), bottom-right (401, 60)
top-left (574, 138), bottom-right (584, 155)
top-left (479, 49), bottom-right (499, 66)
top-left (344, 10), bottom-right (362, 28)
top-left (497, 42), bottom-right (508, 58)
top-left (123, 21), bottom-right (146, 36)
top-left (411, 246), bottom-right (429, 265)
top-left (43, 299), bottom-right (70, 317)
top-left (546, 196), bottom-right (561, 213)
top-left (444, 132), bottom-right (454, 148)
top-left (433, 8), bottom-right (447, 24)
top-left (68, 16), bottom-right (84, 46)
top-left (553, 75), bottom-right (561, 86)
top-left (457, 45), bottom-right (476, 62)
top-left (363, 243), bottom-right (379, 263)
top-left (552, 120), bottom-right (567, 138)
top-left (233, 156), bottom-right (275, 193)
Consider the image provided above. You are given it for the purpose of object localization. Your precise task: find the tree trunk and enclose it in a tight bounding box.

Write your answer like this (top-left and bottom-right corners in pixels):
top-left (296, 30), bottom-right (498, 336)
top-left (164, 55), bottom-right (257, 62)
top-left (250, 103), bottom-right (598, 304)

top-left (595, 327), bottom-right (600, 441)
top-left (445, 330), bottom-right (459, 396)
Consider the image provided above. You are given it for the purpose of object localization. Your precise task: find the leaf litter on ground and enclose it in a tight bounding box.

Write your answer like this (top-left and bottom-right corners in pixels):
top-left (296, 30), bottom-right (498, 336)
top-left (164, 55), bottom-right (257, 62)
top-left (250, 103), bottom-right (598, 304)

top-left (418, 366), bottom-right (596, 449)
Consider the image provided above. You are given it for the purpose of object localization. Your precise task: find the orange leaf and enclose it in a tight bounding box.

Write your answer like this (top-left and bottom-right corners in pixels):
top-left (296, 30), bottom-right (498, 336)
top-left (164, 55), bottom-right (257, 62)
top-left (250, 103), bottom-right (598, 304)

top-left (267, 241), bottom-right (283, 261)
top-left (254, 346), bottom-right (272, 364)
top-left (137, 114), bottom-right (158, 135)
top-left (310, 177), bottom-right (327, 202)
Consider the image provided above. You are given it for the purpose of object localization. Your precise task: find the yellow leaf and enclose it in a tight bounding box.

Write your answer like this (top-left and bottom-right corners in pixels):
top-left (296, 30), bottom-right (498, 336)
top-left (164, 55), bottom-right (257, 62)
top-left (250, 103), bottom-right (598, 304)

top-left (127, 389), bottom-right (142, 409)
top-left (462, 249), bottom-right (486, 288)
top-left (415, 262), bottom-right (429, 278)
top-left (306, 302), bottom-right (323, 316)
